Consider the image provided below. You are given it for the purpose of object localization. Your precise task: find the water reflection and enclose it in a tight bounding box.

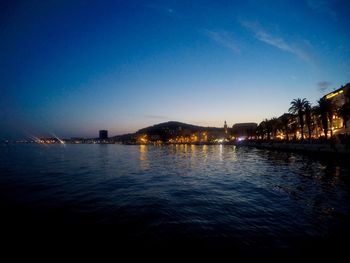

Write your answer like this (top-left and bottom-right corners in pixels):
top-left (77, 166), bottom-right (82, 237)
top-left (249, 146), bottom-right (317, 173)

top-left (2, 144), bottom-right (350, 253)
top-left (139, 145), bottom-right (149, 170)
top-left (248, 147), bottom-right (350, 228)
top-left (230, 145), bottom-right (237, 161)
top-left (202, 145), bottom-right (208, 159)
top-left (191, 144), bottom-right (196, 157)
top-left (98, 144), bottom-right (109, 168)
top-left (190, 144), bottom-right (197, 167)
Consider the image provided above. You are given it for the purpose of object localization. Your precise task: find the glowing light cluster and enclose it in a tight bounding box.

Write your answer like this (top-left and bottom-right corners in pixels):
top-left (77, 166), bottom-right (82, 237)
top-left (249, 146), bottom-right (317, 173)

top-left (326, 90), bottom-right (343, 100)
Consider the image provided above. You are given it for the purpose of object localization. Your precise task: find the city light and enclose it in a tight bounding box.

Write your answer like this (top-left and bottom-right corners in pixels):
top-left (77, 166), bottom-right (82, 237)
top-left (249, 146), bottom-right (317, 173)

top-left (326, 90), bottom-right (343, 100)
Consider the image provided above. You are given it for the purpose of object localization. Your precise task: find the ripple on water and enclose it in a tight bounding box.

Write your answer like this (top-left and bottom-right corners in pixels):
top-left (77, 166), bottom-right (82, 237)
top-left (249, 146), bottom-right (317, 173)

top-left (1, 144), bottom-right (350, 253)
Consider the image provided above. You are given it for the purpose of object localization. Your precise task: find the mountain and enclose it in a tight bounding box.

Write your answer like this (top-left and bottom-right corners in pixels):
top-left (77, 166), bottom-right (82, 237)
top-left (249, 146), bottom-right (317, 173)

top-left (137, 121), bottom-right (203, 134)
top-left (112, 121), bottom-right (224, 143)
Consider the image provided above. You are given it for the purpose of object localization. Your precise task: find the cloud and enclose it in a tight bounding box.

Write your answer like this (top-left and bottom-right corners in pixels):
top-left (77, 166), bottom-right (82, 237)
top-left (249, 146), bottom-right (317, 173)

top-left (204, 30), bottom-right (240, 54)
top-left (240, 20), bottom-right (312, 63)
top-left (317, 81), bottom-right (332, 92)
top-left (307, 0), bottom-right (337, 20)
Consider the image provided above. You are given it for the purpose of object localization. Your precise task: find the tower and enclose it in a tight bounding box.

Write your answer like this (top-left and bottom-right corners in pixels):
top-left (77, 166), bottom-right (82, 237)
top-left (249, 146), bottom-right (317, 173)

top-left (99, 130), bottom-right (108, 140)
top-left (224, 121), bottom-right (228, 135)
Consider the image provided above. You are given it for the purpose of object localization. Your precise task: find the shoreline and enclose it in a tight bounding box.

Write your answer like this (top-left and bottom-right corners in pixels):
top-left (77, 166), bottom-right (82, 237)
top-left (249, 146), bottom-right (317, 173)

top-left (5, 141), bottom-right (350, 155)
top-left (238, 141), bottom-right (350, 155)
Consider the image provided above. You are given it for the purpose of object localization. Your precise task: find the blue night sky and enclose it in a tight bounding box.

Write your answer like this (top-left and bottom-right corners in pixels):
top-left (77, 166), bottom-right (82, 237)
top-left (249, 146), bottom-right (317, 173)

top-left (1, 0), bottom-right (350, 139)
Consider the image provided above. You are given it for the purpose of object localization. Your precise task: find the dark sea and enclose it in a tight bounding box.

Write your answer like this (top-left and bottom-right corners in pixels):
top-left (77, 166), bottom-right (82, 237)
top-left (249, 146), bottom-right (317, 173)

top-left (1, 144), bottom-right (350, 256)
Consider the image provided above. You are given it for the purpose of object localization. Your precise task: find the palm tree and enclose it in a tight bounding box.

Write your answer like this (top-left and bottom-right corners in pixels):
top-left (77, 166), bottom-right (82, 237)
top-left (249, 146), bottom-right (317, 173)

top-left (256, 121), bottom-right (266, 140)
top-left (279, 114), bottom-right (291, 141)
top-left (312, 106), bottom-right (322, 138)
top-left (317, 98), bottom-right (334, 140)
top-left (269, 117), bottom-right (280, 139)
top-left (264, 119), bottom-right (273, 140)
top-left (289, 98), bottom-right (308, 140)
top-left (290, 121), bottom-right (298, 141)
top-left (304, 102), bottom-right (312, 140)
top-left (338, 104), bottom-right (350, 128)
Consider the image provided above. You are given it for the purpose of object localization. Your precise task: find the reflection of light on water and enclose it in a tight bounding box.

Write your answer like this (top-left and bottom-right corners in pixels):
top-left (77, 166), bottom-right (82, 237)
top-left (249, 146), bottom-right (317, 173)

top-left (175, 144), bottom-right (185, 154)
top-left (219, 144), bottom-right (223, 161)
top-left (191, 144), bottom-right (196, 156)
top-left (216, 145), bottom-right (237, 163)
top-left (139, 145), bottom-right (149, 170)
top-left (231, 145), bottom-right (237, 160)
top-left (4, 144), bottom-right (350, 242)
top-left (191, 144), bottom-right (197, 166)
top-left (202, 145), bottom-right (208, 160)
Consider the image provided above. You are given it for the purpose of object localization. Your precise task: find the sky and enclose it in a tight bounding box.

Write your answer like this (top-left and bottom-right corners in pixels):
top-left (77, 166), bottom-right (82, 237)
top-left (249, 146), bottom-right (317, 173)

top-left (1, 0), bottom-right (350, 139)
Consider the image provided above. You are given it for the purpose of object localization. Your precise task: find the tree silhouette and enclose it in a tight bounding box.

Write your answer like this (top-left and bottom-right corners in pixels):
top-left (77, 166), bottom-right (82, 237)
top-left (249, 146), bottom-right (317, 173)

top-left (304, 101), bottom-right (312, 140)
top-left (279, 114), bottom-right (290, 141)
top-left (289, 98), bottom-right (308, 140)
top-left (316, 98), bottom-right (334, 140)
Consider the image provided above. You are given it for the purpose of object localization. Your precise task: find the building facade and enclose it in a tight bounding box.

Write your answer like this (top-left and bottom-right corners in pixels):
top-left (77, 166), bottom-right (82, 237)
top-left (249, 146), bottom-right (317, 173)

top-left (323, 83), bottom-right (350, 135)
top-left (231, 123), bottom-right (258, 139)
top-left (99, 130), bottom-right (108, 140)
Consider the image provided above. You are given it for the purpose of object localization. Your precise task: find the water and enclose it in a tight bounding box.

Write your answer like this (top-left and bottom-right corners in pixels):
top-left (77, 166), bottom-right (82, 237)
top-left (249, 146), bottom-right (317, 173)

top-left (1, 144), bottom-right (350, 254)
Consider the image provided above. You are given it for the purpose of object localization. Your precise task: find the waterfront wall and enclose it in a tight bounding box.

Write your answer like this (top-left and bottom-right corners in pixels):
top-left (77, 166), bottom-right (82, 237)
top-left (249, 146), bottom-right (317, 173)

top-left (241, 141), bottom-right (350, 155)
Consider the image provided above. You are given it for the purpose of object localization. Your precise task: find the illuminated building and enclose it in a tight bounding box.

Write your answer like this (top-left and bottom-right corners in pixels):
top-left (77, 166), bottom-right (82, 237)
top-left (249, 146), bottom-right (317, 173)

top-left (71, 137), bottom-right (84, 144)
top-left (323, 83), bottom-right (350, 134)
top-left (231, 123), bottom-right (258, 139)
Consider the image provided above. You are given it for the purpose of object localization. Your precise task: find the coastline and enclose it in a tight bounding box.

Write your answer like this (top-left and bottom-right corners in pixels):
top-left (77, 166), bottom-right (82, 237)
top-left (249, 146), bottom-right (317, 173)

top-left (5, 140), bottom-right (350, 156)
top-left (238, 141), bottom-right (350, 155)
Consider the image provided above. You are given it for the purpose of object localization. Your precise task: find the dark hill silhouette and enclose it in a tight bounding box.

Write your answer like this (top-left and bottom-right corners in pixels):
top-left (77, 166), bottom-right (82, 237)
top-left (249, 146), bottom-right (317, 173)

top-left (137, 121), bottom-right (201, 134)
top-left (112, 121), bottom-right (224, 143)
top-left (136, 121), bottom-right (223, 134)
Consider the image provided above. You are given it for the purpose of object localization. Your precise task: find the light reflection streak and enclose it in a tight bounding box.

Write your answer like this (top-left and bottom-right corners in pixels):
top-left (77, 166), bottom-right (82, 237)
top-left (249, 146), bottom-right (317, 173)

top-left (219, 144), bottom-right (223, 161)
top-left (202, 145), bottom-right (208, 161)
top-left (231, 145), bottom-right (237, 161)
top-left (139, 144), bottom-right (149, 170)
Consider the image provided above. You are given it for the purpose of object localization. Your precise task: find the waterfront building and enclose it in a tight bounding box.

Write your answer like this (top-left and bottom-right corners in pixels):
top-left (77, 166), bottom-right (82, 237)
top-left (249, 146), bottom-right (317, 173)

top-left (224, 120), bottom-right (231, 140)
top-left (322, 83), bottom-right (350, 135)
top-left (232, 123), bottom-right (258, 139)
top-left (99, 130), bottom-right (108, 140)
top-left (70, 137), bottom-right (85, 144)
top-left (206, 123), bottom-right (228, 142)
